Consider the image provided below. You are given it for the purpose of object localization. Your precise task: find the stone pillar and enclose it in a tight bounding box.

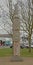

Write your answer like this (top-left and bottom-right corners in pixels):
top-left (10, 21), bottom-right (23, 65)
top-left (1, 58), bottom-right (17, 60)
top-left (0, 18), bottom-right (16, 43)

top-left (13, 15), bottom-right (20, 56)
top-left (13, 41), bottom-right (20, 56)
top-left (9, 1), bottom-right (23, 61)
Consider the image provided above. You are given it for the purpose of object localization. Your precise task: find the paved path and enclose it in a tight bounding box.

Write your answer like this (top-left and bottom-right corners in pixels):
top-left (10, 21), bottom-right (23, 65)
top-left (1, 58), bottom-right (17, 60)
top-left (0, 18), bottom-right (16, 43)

top-left (0, 57), bottom-right (33, 65)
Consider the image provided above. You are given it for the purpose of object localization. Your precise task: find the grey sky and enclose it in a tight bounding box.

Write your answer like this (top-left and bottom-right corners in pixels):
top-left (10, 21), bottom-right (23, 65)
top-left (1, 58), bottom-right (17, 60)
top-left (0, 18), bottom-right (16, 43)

top-left (0, 0), bottom-right (27, 34)
top-left (0, 0), bottom-right (12, 34)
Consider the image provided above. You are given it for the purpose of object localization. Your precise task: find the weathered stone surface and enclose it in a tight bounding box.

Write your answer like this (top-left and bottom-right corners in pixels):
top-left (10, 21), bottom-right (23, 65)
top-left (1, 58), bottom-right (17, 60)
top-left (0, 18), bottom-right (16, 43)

top-left (11, 56), bottom-right (23, 62)
top-left (13, 41), bottom-right (20, 56)
top-left (13, 12), bottom-right (20, 56)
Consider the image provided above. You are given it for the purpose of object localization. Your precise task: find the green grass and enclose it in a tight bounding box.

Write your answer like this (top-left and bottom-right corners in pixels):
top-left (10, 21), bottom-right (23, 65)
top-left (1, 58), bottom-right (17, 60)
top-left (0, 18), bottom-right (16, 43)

top-left (20, 48), bottom-right (33, 57)
top-left (0, 48), bottom-right (33, 57)
top-left (0, 48), bottom-right (13, 57)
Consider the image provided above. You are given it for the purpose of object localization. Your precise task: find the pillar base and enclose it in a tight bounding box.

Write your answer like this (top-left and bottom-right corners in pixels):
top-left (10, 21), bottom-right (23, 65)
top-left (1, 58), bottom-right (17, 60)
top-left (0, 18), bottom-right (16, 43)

top-left (10, 56), bottom-right (23, 62)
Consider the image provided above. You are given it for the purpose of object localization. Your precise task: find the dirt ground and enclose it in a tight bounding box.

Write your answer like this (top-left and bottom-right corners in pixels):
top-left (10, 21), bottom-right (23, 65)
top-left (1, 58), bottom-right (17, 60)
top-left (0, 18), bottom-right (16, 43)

top-left (0, 56), bottom-right (33, 65)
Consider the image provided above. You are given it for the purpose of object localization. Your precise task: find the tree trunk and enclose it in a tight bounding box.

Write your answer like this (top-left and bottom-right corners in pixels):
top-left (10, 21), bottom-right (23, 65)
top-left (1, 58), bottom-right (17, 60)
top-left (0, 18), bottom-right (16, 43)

top-left (29, 41), bottom-right (31, 52)
top-left (28, 34), bottom-right (31, 52)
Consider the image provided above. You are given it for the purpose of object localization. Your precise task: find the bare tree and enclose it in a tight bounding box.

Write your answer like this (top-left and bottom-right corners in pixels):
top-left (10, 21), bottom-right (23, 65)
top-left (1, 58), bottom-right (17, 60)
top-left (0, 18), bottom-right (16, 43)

top-left (20, 0), bottom-right (33, 52)
top-left (0, 1), bottom-right (12, 34)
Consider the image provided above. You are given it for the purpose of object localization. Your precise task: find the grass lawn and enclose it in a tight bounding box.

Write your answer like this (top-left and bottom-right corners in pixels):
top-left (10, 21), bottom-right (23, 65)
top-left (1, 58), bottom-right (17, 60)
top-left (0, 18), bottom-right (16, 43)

top-left (0, 48), bottom-right (33, 57)
top-left (21, 48), bottom-right (33, 57)
top-left (0, 48), bottom-right (13, 57)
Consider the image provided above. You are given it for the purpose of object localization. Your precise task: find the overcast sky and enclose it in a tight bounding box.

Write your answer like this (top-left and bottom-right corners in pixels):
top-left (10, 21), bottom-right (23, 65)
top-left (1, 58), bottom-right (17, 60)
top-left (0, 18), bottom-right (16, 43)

top-left (0, 0), bottom-right (12, 34)
top-left (0, 0), bottom-right (27, 34)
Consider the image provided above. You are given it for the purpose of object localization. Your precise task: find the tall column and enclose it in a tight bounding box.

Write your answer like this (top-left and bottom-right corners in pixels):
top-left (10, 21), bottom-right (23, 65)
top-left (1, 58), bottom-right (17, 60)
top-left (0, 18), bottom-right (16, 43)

top-left (9, 0), bottom-right (23, 61)
top-left (13, 15), bottom-right (20, 56)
